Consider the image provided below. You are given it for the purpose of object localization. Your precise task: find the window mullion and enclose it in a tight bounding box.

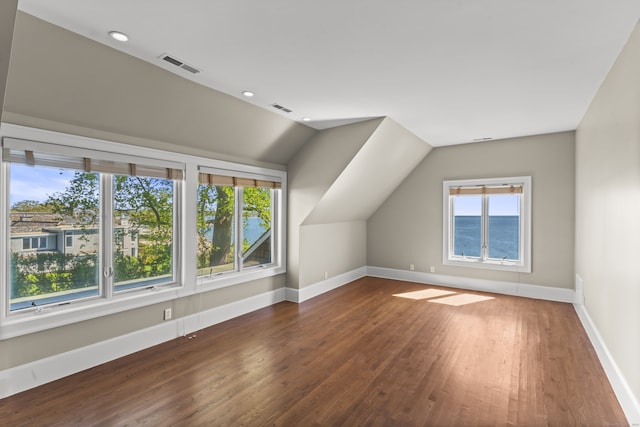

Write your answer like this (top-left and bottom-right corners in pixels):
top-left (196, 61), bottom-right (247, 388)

top-left (236, 186), bottom-right (243, 272)
top-left (481, 194), bottom-right (488, 261)
top-left (102, 174), bottom-right (114, 299)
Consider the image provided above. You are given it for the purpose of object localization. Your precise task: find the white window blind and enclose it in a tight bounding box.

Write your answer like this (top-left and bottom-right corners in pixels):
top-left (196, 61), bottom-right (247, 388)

top-left (3, 137), bottom-right (184, 180)
top-left (197, 166), bottom-right (282, 188)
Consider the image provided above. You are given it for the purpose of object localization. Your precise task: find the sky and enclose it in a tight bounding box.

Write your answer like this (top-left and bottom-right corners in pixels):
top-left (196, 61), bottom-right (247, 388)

top-left (9, 164), bottom-right (76, 206)
top-left (453, 194), bottom-right (520, 216)
top-left (11, 163), bottom-right (521, 217)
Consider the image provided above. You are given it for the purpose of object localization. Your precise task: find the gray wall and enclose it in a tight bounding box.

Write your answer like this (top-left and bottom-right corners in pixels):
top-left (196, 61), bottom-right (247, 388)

top-left (287, 117), bottom-right (431, 289)
top-left (287, 119), bottom-right (382, 288)
top-left (0, 0), bottom-right (18, 124)
top-left (575, 22), bottom-right (640, 403)
top-left (368, 131), bottom-right (575, 289)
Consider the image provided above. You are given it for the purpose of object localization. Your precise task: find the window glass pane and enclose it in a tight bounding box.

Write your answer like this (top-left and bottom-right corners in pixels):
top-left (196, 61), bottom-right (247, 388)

top-left (9, 165), bottom-right (100, 311)
top-left (488, 194), bottom-right (520, 260)
top-left (242, 187), bottom-right (272, 268)
top-left (452, 195), bottom-right (482, 257)
top-left (113, 176), bottom-right (174, 291)
top-left (196, 185), bottom-right (235, 275)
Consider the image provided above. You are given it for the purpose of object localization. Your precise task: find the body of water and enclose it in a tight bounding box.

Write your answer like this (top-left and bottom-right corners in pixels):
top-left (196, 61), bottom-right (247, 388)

top-left (454, 216), bottom-right (519, 260)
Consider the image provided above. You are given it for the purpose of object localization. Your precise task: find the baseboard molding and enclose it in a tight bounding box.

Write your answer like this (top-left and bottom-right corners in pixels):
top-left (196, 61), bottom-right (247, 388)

top-left (366, 266), bottom-right (576, 303)
top-left (285, 267), bottom-right (368, 303)
top-left (574, 303), bottom-right (640, 426)
top-left (0, 288), bottom-right (286, 399)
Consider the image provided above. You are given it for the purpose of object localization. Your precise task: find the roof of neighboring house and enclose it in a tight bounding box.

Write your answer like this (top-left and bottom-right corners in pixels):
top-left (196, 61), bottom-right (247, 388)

top-left (10, 212), bottom-right (80, 234)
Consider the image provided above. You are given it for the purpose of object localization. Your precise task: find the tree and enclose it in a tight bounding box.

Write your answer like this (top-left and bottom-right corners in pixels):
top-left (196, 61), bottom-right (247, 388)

top-left (196, 185), bottom-right (272, 270)
top-left (46, 172), bottom-right (99, 221)
top-left (10, 200), bottom-right (55, 212)
top-left (197, 185), bottom-right (234, 269)
top-left (46, 172), bottom-right (175, 282)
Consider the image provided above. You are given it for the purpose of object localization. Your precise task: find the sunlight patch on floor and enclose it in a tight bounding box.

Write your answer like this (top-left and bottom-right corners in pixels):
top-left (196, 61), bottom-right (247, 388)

top-left (393, 289), bottom-right (456, 300)
top-left (428, 294), bottom-right (494, 306)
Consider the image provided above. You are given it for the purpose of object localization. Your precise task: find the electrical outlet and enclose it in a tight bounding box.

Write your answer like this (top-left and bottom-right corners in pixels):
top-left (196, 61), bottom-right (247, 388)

top-left (409, 264), bottom-right (415, 271)
top-left (164, 308), bottom-right (172, 320)
top-left (324, 271), bottom-right (328, 280)
top-left (430, 266), bottom-right (435, 273)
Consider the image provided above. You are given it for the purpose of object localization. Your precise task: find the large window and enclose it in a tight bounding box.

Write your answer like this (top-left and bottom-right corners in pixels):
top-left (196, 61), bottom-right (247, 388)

top-left (196, 170), bottom-right (280, 279)
top-left (3, 137), bottom-right (183, 312)
top-left (443, 177), bottom-right (531, 272)
top-left (1, 124), bottom-right (286, 338)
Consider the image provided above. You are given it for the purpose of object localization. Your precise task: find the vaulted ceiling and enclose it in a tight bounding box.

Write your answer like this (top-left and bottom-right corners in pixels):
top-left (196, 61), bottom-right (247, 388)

top-left (16, 0), bottom-right (640, 146)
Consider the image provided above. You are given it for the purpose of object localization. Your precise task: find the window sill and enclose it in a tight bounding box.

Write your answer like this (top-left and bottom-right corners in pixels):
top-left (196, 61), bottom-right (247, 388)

top-left (0, 284), bottom-right (187, 340)
top-left (444, 257), bottom-right (531, 273)
top-left (197, 264), bottom-right (285, 291)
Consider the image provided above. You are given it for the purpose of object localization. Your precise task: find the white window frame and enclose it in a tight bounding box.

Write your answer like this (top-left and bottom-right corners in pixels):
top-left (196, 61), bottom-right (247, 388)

top-left (195, 167), bottom-right (285, 290)
top-left (0, 123), bottom-right (286, 339)
top-left (442, 176), bottom-right (531, 273)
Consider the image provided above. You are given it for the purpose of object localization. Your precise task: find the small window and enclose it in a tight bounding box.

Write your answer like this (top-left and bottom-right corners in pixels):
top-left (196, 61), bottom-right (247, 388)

top-left (196, 170), bottom-right (280, 279)
top-left (443, 177), bottom-right (531, 272)
top-left (65, 231), bottom-right (73, 247)
top-left (22, 238), bottom-right (30, 250)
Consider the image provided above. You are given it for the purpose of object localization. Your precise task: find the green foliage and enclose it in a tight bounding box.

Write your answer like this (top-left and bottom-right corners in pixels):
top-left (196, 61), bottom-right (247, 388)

top-left (242, 187), bottom-right (271, 252)
top-left (10, 252), bottom-right (98, 299)
top-left (197, 185), bottom-right (235, 268)
top-left (196, 185), bottom-right (273, 269)
top-left (11, 172), bottom-right (177, 301)
top-left (46, 172), bottom-right (99, 221)
top-left (113, 175), bottom-right (174, 282)
top-left (10, 200), bottom-right (56, 212)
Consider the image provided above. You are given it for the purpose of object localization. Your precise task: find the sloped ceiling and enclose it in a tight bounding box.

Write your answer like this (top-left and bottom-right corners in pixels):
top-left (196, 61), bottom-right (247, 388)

top-left (15, 0), bottom-right (640, 146)
top-left (303, 118), bottom-right (432, 225)
top-left (4, 12), bottom-right (316, 166)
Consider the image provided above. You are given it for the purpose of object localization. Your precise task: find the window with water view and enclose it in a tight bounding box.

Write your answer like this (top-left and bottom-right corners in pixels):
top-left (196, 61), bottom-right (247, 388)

top-left (196, 171), bottom-right (277, 278)
top-left (444, 177), bottom-right (531, 272)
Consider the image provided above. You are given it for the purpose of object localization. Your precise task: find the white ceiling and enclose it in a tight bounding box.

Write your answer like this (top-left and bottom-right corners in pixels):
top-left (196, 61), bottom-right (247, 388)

top-left (16, 0), bottom-right (640, 147)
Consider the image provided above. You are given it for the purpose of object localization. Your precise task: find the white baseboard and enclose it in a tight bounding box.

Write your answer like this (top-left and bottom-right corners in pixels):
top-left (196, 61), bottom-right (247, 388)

top-left (366, 266), bottom-right (576, 303)
top-left (0, 288), bottom-right (286, 399)
top-left (285, 267), bottom-right (368, 303)
top-left (574, 303), bottom-right (640, 426)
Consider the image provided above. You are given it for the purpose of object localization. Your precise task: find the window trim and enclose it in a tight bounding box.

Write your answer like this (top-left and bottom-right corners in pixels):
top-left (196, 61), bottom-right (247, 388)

top-left (195, 167), bottom-right (282, 284)
top-left (442, 176), bottom-right (532, 273)
top-left (0, 123), bottom-right (286, 339)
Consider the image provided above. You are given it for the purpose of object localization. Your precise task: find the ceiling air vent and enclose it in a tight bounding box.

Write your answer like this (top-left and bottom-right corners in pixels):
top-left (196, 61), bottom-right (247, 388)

top-left (271, 103), bottom-right (292, 113)
top-left (158, 53), bottom-right (201, 74)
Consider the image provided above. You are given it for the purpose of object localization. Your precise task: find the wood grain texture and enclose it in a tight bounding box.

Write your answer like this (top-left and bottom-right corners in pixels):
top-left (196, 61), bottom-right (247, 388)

top-left (0, 277), bottom-right (627, 426)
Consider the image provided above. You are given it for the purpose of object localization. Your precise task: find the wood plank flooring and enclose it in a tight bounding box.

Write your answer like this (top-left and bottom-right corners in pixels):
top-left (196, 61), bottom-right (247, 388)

top-left (0, 277), bottom-right (627, 426)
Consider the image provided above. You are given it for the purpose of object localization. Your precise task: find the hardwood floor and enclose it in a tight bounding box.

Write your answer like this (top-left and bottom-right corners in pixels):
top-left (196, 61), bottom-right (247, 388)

top-left (1, 277), bottom-right (627, 426)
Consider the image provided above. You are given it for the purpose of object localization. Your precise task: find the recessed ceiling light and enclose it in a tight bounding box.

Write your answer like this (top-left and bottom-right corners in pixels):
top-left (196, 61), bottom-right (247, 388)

top-left (242, 91), bottom-right (255, 97)
top-left (108, 31), bottom-right (129, 42)
top-left (302, 117), bottom-right (311, 122)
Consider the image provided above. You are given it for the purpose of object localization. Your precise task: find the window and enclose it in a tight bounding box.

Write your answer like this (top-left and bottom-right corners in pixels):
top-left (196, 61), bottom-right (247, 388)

top-left (196, 169), bottom-right (280, 279)
top-left (443, 177), bottom-right (531, 272)
top-left (3, 136), bottom-right (183, 312)
top-left (1, 124), bottom-right (286, 338)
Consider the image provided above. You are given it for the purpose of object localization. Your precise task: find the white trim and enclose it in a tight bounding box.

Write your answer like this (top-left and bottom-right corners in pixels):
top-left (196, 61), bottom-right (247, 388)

top-left (442, 176), bottom-right (532, 273)
top-left (574, 303), bottom-right (640, 426)
top-left (285, 267), bottom-right (368, 303)
top-left (366, 266), bottom-right (575, 303)
top-left (0, 287), bottom-right (286, 399)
